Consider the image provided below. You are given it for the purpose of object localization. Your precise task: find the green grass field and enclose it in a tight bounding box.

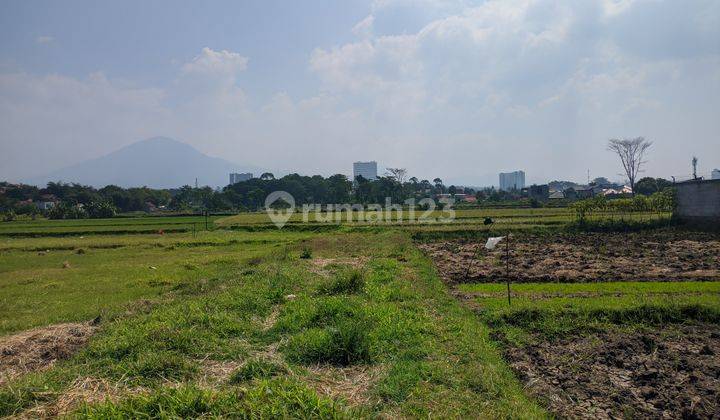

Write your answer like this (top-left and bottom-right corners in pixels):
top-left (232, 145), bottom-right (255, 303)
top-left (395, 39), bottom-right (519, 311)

top-left (0, 210), bottom-right (714, 418)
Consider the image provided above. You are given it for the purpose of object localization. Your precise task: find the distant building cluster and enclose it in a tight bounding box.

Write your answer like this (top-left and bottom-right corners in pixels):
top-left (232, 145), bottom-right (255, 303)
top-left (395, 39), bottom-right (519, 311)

top-left (229, 173), bottom-right (253, 184)
top-left (499, 170), bottom-right (525, 191)
top-left (12, 193), bottom-right (59, 210)
top-left (712, 169), bottom-right (720, 180)
top-left (353, 161), bottom-right (378, 181)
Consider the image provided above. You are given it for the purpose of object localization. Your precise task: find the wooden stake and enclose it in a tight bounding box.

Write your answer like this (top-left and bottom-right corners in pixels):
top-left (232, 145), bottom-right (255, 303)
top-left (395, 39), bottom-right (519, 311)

top-left (506, 232), bottom-right (511, 306)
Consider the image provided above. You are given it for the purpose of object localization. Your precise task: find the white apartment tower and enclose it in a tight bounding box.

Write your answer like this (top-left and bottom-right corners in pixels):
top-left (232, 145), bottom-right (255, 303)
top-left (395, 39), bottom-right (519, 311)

top-left (353, 161), bottom-right (378, 181)
top-left (499, 170), bottom-right (526, 191)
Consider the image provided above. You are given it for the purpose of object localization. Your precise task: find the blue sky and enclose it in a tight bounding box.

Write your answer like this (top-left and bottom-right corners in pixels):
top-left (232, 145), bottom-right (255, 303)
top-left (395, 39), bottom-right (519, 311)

top-left (1, 0), bottom-right (719, 186)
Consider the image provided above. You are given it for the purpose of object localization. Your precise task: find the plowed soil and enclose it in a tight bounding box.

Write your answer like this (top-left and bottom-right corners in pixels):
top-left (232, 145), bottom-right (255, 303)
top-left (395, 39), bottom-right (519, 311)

top-left (503, 324), bottom-right (720, 419)
top-left (419, 231), bottom-right (720, 283)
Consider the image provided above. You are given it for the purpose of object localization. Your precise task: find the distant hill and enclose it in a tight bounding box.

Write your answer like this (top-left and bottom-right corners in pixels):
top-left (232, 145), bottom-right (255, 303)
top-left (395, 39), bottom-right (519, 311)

top-left (26, 137), bottom-right (264, 189)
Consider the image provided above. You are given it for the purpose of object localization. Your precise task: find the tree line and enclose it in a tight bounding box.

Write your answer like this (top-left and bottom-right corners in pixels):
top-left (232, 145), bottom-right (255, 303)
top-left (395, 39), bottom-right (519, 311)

top-left (1, 171), bottom-right (677, 220)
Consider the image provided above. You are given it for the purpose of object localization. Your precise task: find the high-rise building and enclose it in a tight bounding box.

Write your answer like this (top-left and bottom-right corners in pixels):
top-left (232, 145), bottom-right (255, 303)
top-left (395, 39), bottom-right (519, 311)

top-left (353, 161), bottom-right (378, 181)
top-left (499, 170), bottom-right (526, 191)
top-left (229, 172), bottom-right (253, 184)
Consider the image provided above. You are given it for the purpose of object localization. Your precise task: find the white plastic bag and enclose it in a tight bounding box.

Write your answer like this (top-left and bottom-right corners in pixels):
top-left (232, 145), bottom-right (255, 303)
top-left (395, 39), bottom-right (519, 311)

top-left (485, 236), bottom-right (505, 250)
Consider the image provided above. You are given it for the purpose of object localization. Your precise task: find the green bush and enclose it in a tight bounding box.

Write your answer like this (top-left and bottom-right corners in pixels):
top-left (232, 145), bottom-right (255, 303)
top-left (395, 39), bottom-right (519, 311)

top-left (1, 210), bottom-right (15, 222)
top-left (46, 202), bottom-right (88, 219)
top-left (85, 201), bottom-right (117, 218)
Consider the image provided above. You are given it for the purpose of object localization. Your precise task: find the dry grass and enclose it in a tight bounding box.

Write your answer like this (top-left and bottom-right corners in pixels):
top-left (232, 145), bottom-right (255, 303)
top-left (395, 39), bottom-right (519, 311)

top-left (304, 364), bottom-right (384, 407)
top-left (196, 359), bottom-right (244, 387)
top-left (308, 257), bottom-right (368, 277)
top-left (0, 322), bottom-right (97, 386)
top-left (19, 376), bottom-right (144, 419)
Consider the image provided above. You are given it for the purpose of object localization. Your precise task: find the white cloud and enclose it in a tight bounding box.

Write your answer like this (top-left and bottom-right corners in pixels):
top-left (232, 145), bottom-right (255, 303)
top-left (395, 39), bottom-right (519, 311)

top-left (181, 47), bottom-right (248, 77)
top-left (35, 35), bottom-right (54, 44)
top-left (352, 15), bottom-right (375, 38)
top-left (2, 2), bottom-right (719, 185)
top-left (305, 0), bottom-right (720, 182)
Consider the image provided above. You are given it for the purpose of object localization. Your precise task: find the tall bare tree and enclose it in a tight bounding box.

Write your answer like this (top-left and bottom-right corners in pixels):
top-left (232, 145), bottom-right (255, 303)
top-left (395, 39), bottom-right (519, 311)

top-left (385, 168), bottom-right (408, 184)
top-left (607, 137), bottom-right (652, 195)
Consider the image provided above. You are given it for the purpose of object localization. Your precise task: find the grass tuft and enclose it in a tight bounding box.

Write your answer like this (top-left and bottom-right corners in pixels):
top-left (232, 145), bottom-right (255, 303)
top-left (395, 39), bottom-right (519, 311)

top-left (78, 380), bottom-right (346, 419)
top-left (317, 269), bottom-right (365, 295)
top-left (229, 358), bottom-right (286, 383)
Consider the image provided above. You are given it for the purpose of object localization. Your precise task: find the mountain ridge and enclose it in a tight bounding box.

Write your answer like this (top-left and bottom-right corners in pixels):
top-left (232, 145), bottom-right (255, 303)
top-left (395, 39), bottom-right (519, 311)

top-left (25, 137), bottom-right (264, 189)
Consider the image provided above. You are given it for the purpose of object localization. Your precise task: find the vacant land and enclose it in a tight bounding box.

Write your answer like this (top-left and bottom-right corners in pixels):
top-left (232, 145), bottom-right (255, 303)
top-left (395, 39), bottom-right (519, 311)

top-left (420, 230), bottom-right (720, 283)
top-left (0, 225), bottom-right (542, 417)
top-left (0, 213), bottom-right (716, 418)
top-left (420, 229), bottom-right (720, 418)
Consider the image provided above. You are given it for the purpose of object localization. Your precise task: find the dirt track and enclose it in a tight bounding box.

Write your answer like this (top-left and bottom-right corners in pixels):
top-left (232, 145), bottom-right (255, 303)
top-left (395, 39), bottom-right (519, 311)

top-left (419, 231), bottom-right (720, 283)
top-left (503, 324), bottom-right (720, 419)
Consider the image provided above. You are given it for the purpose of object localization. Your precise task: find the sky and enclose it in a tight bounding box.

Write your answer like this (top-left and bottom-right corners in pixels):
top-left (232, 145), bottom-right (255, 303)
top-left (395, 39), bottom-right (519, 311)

top-left (1, 0), bottom-right (719, 186)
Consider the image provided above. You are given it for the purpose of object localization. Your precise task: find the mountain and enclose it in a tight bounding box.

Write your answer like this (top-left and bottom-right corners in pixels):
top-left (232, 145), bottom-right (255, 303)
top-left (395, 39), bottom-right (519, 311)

top-left (26, 137), bottom-right (265, 189)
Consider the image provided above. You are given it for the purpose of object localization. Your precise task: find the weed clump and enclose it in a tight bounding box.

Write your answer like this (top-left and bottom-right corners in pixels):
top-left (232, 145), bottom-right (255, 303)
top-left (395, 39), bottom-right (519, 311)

top-left (278, 297), bottom-right (373, 366)
top-left (78, 380), bottom-right (344, 418)
top-left (299, 247), bottom-right (312, 259)
top-left (317, 269), bottom-right (365, 295)
top-left (129, 351), bottom-right (197, 381)
top-left (230, 358), bottom-right (286, 383)
top-left (284, 320), bottom-right (371, 366)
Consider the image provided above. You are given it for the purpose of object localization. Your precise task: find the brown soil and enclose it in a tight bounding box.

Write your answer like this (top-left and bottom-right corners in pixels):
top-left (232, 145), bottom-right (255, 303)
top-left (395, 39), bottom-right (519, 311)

top-left (504, 324), bottom-right (720, 419)
top-left (0, 322), bottom-right (97, 386)
top-left (419, 231), bottom-right (720, 283)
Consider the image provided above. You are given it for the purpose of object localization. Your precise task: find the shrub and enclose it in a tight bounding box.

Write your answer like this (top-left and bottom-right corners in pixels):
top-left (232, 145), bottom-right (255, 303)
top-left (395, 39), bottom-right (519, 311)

top-left (300, 247), bottom-right (312, 259)
top-left (1, 210), bottom-right (15, 222)
top-left (86, 201), bottom-right (117, 218)
top-left (46, 202), bottom-right (88, 220)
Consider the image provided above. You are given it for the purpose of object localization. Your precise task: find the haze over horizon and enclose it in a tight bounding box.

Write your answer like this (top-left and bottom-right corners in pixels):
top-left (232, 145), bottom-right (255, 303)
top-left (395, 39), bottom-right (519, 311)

top-left (1, 0), bottom-right (719, 187)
